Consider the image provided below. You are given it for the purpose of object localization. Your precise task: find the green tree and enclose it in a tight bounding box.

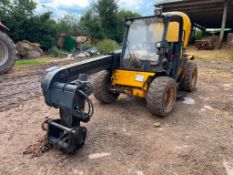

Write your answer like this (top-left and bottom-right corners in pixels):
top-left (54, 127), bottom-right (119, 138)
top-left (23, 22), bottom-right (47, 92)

top-left (0, 0), bottom-right (141, 51)
top-left (56, 14), bottom-right (79, 35)
top-left (23, 12), bottom-right (58, 50)
top-left (0, 0), bottom-right (37, 40)
top-left (94, 0), bottom-right (140, 42)
top-left (0, 0), bottom-right (57, 50)
top-left (12, 0), bottom-right (36, 16)
top-left (79, 10), bottom-right (104, 39)
top-left (95, 0), bottom-right (118, 40)
top-left (0, 0), bottom-right (10, 8)
top-left (116, 10), bottom-right (140, 42)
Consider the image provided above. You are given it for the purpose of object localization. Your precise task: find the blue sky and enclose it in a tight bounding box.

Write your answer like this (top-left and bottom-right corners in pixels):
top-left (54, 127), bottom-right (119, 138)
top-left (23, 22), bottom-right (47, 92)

top-left (35, 0), bottom-right (173, 19)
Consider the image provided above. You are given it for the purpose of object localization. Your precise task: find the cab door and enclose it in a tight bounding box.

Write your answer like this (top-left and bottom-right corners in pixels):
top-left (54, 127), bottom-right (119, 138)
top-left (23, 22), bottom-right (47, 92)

top-left (165, 18), bottom-right (184, 80)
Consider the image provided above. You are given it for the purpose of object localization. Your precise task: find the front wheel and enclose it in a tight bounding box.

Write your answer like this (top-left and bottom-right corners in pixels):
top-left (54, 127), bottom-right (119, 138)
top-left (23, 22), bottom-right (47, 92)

top-left (0, 31), bottom-right (16, 74)
top-left (93, 70), bottom-right (119, 104)
top-left (146, 77), bottom-right (177, 117)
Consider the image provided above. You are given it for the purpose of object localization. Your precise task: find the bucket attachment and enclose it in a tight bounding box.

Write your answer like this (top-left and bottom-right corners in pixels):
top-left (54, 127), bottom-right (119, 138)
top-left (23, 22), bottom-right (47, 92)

top-left (47, 119), bottom-right (87, 154)
top-left (42, 74), bottom-right (93, 154)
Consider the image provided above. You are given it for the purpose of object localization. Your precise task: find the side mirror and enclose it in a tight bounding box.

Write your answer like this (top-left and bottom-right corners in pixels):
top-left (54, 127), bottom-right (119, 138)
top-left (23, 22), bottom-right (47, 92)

top-left (156, 41), bottom-right (169, 49)
top-left (156, 41), bottom-right (169, 55)
top-left (155, 41), bottom-right (162, 49)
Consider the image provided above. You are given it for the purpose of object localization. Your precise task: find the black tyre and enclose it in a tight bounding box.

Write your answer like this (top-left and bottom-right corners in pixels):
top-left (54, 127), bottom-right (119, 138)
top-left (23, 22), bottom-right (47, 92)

top-left (0, 31), bottom-right (16, 74)
top-left (146, 77), bottom-right (177, 117)
top-left (180, 62), bottom-right (198, 92)
top-left (93, 70), bottom-right (119, 104)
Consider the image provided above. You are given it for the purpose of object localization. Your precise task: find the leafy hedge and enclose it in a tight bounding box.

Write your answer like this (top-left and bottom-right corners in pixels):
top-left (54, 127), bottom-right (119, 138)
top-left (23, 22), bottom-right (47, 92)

top-left (51, 46), bottom-right (63, 57)
top-left (96, 39), bottom-right (120, 54)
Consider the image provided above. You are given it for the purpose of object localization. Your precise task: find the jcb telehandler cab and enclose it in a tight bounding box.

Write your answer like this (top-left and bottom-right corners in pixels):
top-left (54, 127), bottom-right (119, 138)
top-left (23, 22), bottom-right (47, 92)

top-left (41, 11), bottom-right (198, 154)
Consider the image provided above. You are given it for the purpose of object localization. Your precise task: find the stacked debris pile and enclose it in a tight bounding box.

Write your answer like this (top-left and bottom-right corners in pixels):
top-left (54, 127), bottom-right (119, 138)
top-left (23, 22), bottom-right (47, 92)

top-left (23, 136), bottom-right (51, 157)
top-left (70, 47), bottom-right (100, 58)
top-left (58, 34), bottom-right (100, 59)
top-left (227, 33), bottom-right (233, 47)
top-left (195, 36), bottom-right (218, 50)
top-left (16, 40), bottom-right (43, 59)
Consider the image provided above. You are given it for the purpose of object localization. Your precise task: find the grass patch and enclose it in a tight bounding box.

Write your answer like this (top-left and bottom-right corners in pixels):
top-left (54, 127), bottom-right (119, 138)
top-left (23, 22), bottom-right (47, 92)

top-left (16, 59), bottom-right (50, 66)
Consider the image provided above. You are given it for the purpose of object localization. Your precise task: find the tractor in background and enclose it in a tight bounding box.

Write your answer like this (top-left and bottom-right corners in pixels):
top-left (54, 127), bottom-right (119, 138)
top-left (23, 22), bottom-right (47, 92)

top-left (0, 21), bottom-right (16, 74)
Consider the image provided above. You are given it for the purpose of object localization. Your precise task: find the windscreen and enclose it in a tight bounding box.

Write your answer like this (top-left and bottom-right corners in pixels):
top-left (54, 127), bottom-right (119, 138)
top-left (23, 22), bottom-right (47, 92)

top-left (123, 17), bottom-right (164, 63)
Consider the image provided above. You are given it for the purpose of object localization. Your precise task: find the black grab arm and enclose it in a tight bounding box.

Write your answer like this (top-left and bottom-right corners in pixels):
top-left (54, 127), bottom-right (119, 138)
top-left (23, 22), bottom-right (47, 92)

top-left (41, 51), bottom-right (121, 108)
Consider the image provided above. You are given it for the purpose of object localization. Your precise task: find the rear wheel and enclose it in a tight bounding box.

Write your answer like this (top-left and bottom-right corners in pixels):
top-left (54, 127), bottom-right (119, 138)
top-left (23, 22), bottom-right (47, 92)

top-left (0, 31), bottom-right (16, 74)
top-left (146, 77), bottom-right (177, 117)
top-left (93, 70), bottom-right (119, 104)
top-left (180, 62), bottom-right (198, 92)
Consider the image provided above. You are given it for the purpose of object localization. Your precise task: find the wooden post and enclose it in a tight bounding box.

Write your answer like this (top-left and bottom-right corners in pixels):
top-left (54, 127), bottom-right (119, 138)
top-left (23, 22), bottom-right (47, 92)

top-left (216, 0), bottom-right (229, 49)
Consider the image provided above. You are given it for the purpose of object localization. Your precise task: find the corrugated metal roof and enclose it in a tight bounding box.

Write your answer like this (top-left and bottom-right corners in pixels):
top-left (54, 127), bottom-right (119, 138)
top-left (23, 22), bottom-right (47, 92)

top-left (156, 0), bottom-right (233, 28)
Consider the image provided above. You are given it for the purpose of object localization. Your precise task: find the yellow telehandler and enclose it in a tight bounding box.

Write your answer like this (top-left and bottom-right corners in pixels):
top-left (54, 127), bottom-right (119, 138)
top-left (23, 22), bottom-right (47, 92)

top-left (41, 9), bottom-right (198, 153)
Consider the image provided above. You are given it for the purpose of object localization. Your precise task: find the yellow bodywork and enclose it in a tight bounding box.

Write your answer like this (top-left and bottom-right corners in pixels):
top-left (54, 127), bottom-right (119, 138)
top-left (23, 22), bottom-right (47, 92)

top-left (112, 70), bottom-right (155, 97)
top-left (111, 12), bottom-right (192, 98)
top-left (166, 22), bottom-right (179, 42)
top-left (164, 11), bottom-right (191, 48)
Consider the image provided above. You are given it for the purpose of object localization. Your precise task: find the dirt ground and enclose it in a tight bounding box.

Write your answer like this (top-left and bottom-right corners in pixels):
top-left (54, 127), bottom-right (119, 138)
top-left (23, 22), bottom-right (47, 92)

top-left (0, 50), bottom-right (233, 175)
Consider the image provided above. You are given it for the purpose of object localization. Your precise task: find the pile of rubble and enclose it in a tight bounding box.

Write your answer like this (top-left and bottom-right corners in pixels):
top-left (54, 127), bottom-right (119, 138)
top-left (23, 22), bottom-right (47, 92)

top-left (70, 47), bottom-right (100, 58)
top-left (58, 33), bottom-right (100, 59)
top-left (16, 40), bottom-right (43, 59)
top-left (195, 36), bottom-right (218, 50)
top-left (227, 33), bottom-right (233, 47)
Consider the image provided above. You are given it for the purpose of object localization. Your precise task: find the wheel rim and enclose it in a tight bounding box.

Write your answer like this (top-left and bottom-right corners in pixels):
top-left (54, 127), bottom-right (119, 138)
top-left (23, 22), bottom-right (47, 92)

top-left (164, 86), bottom-right (175, 112)
top-left (191, 69), bottom-right (198, 88)
top-left (0, 40), bottom-right (9, 67)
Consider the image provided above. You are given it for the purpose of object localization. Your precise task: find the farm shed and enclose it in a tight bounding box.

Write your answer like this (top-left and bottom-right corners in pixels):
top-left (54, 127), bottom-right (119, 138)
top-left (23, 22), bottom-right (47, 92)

top-left (156, 0), bottom-right (233, 49)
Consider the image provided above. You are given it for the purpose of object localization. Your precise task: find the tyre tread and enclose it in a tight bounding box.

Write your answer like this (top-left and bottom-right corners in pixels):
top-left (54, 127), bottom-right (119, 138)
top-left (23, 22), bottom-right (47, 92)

top-left (93, 70), bottom-right (119, 104)
top-left (0, 31), bottom-right (16, 74)
top-left (146, 77), bottom-right (177, 117)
